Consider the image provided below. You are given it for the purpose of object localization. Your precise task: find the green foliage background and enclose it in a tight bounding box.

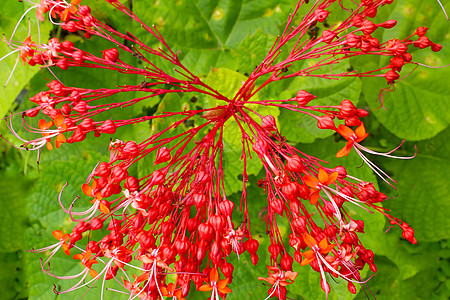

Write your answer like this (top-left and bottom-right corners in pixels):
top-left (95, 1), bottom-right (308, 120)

top-left (0, 0), bottom-right (449, 299)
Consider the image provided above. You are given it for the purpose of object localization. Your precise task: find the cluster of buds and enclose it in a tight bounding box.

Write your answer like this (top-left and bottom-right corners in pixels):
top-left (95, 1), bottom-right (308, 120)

top-left (2, 0), bottom-right (446, 299)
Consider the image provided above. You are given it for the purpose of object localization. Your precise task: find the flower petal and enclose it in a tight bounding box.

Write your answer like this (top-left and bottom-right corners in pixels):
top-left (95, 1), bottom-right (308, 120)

top-left (325, 171), bottom-right (338, 185)
top-left (337, 124), bottom-right (355, 140)
top-left (303, 175), bottom-right (319, 188)
top-left (318, 168), bottom-right (329, 184)
top-left (302, 234), bottom-right (317, 249)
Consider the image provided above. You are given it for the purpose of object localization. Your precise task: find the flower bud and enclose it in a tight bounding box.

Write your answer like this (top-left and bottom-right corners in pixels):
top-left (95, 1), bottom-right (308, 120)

top-left (361, 20), bottom-right (378, 35)
top-left (154, 147), bottom-right (171, 165)
top-left (98, 120), bottom-right (117, 134)
top-left (94, 162), bottom-right (111, 177)
top-left (261, 115), bottom-right (277, 131)
top-left (72, 101), bottom-right (89, 113)
top-left (102, 48), bottom-right (120, 62)
top-left (385, 70), bottom-right (399, 83)
top-left (124, 176), bottom-right (139, 192)
top-left (317, 115), bottom-right (336, 130)
top-left (252, 139), bottom-right (268, 155)
top-left (295, 90), bottom-right (316, 106)
top-left (280, 254), bottom-right (293, 271)
top-left (78, 118), bottom-right (96, 131)
top-left (219, 199), bottom-right (235, 216)
top-left (314, 8), bottom-right (329, 22)
top-left (149, 170), bottom-right (165, 186)
top-left (379, 19), bottom-right (397, 29)
top-left (322, 30), bottom-right (337, 44)
top-left (416, 26), bottom-right (428, 37)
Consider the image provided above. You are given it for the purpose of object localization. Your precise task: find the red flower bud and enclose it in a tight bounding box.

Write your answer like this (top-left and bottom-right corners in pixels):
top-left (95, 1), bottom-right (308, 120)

top-left (385, 70), bottom-right (399, 83)
top-left (361, 20), bottom-right (378, 35)
top-left (252, 139), bottom-right (268, 155)
top-left (98, 120), bottom-right (116, 134)
top-left (431, 42), bottom-right (443, 52)
top-left (149, 170), bottom-right (165, 186)
top-left (25, 107), bottom-right (41, 117)
top-left (102, 48), bottom-right (120, 62)
top-left (175, 239), bottom-right (191, 255)
top-left (261, 115), bottom-right (277, 131)
top-left (219, 199), bottom-right (235, 216)
top-left (339, 99), bottom-right (357, 117)
top-left (390, 56), bottom-right (405, 71)
top-left (111, 165), bottom-right (128, 183)
top-left (121, 141), bottom-right (139, 158)
top-left (60, 40), bottom-right (75, 52)
top-left (244, 238), bottom-right (259, 255)
top-left (285, 155), bottom-right (304, 173)
top-left (268, 243), bottom-right (282, 260)
top-left (282, 181), bottom-right (299, 200)
top-left (66, 128), bottom-right (86, 143)
top-left (295, 90), bottom-right (316, 106)
top-left (208, 215), bottom-right (225, 232)
top-left (379, 19), bottom-right (397, 29)
top-left (348, 282), bottom-right (357, 294)
top-left (346, 33), bottom-right (361, 48)
top-left (317, 115), bottom-right (336, 130)
top-left (154, 147), bottom-right (171, 165)
top-left (314, 8), bottom-right (329, 22)
top-left (94, 162), bottom-right (111, 177)
top-left (280, 254), bottom-right (293, 271)
top-left (78, 118), bottom-right (96, 131)
top-left (198, 223), bottom-right (214, 241)
top-left (124, 176), bottom-right (139, 192)
top-left (416, 26), bottom-right (428, 37)
top-left (78, 5), bottom-right (91, 15)
top-left (61, 21), bottom-right (78, 32)
top-left (414, 36), bottom-right (431, 49)
top-left (91, 218), bottom-right (104, 230)
top-left (72, 101), bottom-right (89, 113)
top-left (322, 30), bottom-right (337, 44)
top-left (56, 58), bottom-right (69, 70)
top-left (72, 50), bottom-right (85, 63)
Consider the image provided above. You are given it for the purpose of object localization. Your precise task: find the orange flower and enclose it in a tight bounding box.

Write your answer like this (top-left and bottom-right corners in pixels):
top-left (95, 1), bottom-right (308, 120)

top-left (82, 179), bottom-right (109, 214)
top-left (198, 268), bottom-right (232, 295)
top-left (258, 265), bottom-right (297, 287)
top-left (52, 230), bottom-right (70, 256)
top-left (19, 36), bottom-right (36, 63)
top-left (123, 273), bottom-right (150, 299)
top-left (336, 123), bottom-right (368, 158)
top-left (73, 250), bottom-right (99, 277)
top-left (38, 115), bottom-right (67, 150)
top-left (300, 233), bottom-right (335, 266)
top-left (61, 0), bottom-right (82, 22)
top-left (303, 168), bottom-right (338, 205)
top-left (161, 282), bottom-right (186, 300)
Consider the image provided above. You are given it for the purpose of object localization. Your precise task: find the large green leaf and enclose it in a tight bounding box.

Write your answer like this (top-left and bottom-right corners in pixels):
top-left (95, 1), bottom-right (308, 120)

top-left (378, 128), bottom-right (450, 242)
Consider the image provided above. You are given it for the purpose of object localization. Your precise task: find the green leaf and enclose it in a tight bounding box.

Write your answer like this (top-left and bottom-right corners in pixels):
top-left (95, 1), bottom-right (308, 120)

top-left (379, 128), bottom-right (450, 242)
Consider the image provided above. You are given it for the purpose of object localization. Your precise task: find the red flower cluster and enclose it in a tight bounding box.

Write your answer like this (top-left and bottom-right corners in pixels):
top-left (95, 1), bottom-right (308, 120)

top-left (3, 0), bottom-right (445, 299)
